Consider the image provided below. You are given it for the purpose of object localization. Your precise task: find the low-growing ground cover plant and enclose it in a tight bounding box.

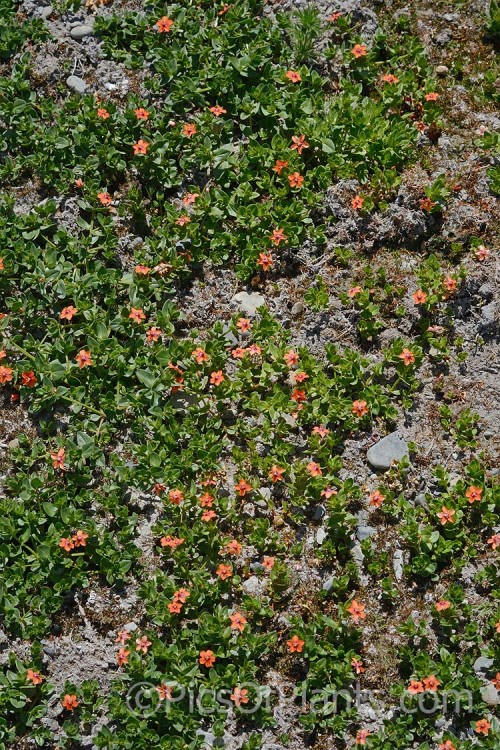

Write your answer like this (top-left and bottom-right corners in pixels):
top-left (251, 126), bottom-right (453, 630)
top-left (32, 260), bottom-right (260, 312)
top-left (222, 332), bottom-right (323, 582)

top-left (0, 0), bottom-right (498, 749)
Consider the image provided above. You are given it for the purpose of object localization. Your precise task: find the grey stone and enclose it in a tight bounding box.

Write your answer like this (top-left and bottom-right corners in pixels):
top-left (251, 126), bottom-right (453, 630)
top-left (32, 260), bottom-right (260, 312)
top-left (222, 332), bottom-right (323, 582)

top-left (196, 729), bottom-right (222, 748)
top-left (415, 493), bottom-right (429, 510)
top-left (478, 283), bottom-right (493, 300)
top-left (474, 656), bottom-right (494, 673)
top-left (232, 291), bottom-right (265, 316)
top-left (70, 25), bottom-right (94, 40)
top-left (366, 432), bottom-right (409, 470)
top-left (291, 301), bottom-right (305, 317)
top-left (123, 622), bottom-right (138, 632)
top-left (221, 322), bottom-right (238, 346)
top-left (357, 525), bottom-right (377, 541)
top-left (393, 549), bottom-right (404, 581)
top-left (66, 75), bottom-right (87, 94)
top-left (481, 682), bottom-right (499, 705)
top-left (242, 575), bottom-right (265, 596)
top-left (242, 503), bottom-right (255, 517)
top-left (39, 5), bottom-right (53, 18)
top-left (323, 576), bottom-right (334, 592)
top-left (436, 65), bottom-right (449, 76)
top-left (351, 543), bottom-right (364, 565)
top-left (481, 302), bottom-right (496, 326)
top-left (250, 562), bottom-right (264, 573)
top-left (312, 504), bottom-right (326, 521)
top-left (316, 528), bottom-right (327, 545)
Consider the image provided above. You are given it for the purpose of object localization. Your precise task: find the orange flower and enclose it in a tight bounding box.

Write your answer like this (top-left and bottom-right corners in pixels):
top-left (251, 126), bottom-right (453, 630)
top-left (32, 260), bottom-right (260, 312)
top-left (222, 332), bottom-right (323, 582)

top-left (61, 694), bottom-right (79, 711)
top-left (284, 349), bottom-right (299, 366)
top-left (169, 489), bottom-right (184, 505)
top-left (175, 215), bottom-right (191, 226)
top-left (51, 448), bottom-right (66, 471)
top-left (182, 192), bottom-right (199, 206)
top-left (474, 719), bottom-right (491, 735)
top-left (328, 12), bottom-right (342, 22)
top-left (352, 44), bottom-right (367, 58)
top-left (269, 465), bottom-right (285, 483)
top-left (475, 244), bottom-right (490, 261)
top-left (199, 492), bottom-right (214, 508)
top-left (369, 490), bottom-right (384, 508)
top-left (59, 537), bottom-right (74, 552)
top-left (382, 74), bottom-right (399, 84)
top-left (229, 612), bottom-right (247, 632)
top-left (235, 479), bottom-right (252, 496)
top-left (288, 171), bottom-right (304, 188)
top-left (26, 669), bottom-right (43, 685)
top-left (129, 307), bottom-right (146, 324)
top-left (257, 252), bottom-right (273, 271)
top-left (294, 371), bottom-right (309, 383)
top-left (347, 600), bottom-right (366, 623)
top-left (0, 365), bottom-right (13, 384)
top-left (438, 741), bottom-right (456, 750)
top-left (219, 3), bottom-right (230, 14)
top-left (97, 192), bottom-right (112, 206)
top-left (209, 105), bottom-right (227, 116)
top-left (72, 530), bottom-right (88, 548)
top-left (192, 347), bottom-right (209, 364)
top-left (290, 134), bottom-right (309, 154)
top-left (487, 533), bottom-right (500, 550)
top-left (291, 388), bottom-right (306, 403)
top-left (351, 658), bottom-right (365, 674)
top-left (236, 317), bottom-right (251, 331)
top-left (262, 556), bottom-right (275, 570)
top-left (225, 539), bottom-right (242, 556)
top-left (174, 587), bottom-right (190, 603)
top-left (247, 343), bottom-right (261, 356)
top-left (134, 108), bottom-right (149, 120)
top-left (435, 599), bottom-right (450, 612)
top-left (286, 634), bottom-right (305, 653)
top-left (272, 160), bottom-right (289, 175)
top-left (408, 679), bottom-right (424, 695)
top-left (351, 195), bottom-right (364, 210)
top-left (161, 536), bottom-right (184, 549)
top-left (351, 400), bottom-right (368, 417)
top-left (156, 16), bottom-right (174, 32)
top-left (419, 197), bottom-right (436, 212)
top-left (135, 635), bottom-right (151, 654)
top-left (286, 70), bottom-right (301, 83)
top-left (97, 108), bottom-right (110, 119)
top-left (75, 349), bottom-right (93, 368)
top-left (210, 370), bottom-right (225, 386)
top-left (399, 348), bottom-right (415, 366)
top-left (135, 264), bottom-right (151, 275)
top-left (348, 286), bottom-right (362, 297)
top-left (356, 729), bottom-right (370, 746)
top-left (465, 485), bottom-right (482, 504)
top-left (425, 92), bottom-right (439, 101)
top-left (168, 601), bottom-right (182, 613)
top-left (313, 425), bottom-right (330, 437)
top-left (216, 563), bottom-right (232, 580)
top-left (156, 683), bottom-right (173, 701)
top-left (74, 178), bottom-right (84, 188)
top-left (146, 327), bottom-right (162, 343)
top-left (491, 673), bottom-right (500, 690)
top-left (115, 629), bottom-right (131, 644)
top-left (199, 650), bottom-right (216, 667)
top-left (437, 506), bottom-right (455, 525)
top-left (412, 289), bottom-right (427, 305)
top-left (443, 276), bottom-right (457, 293)
top-left (230, 687), bottom-right (249, 706)
top-left (202, 509), bottom-right (217, 522)
top-left (182, 123), bottom-right (197, 138)
top-left (270, 227), bottom-right (287, 246)
top-left (116, 648), bottom-right (129, 666)
top-left (307, 461), bottom-right (322, 477)
top-left (21, 370), bottom-right (37, 388)
top-left (496, 620), bottom-right (500, 633)
top-left (0, 350), bottom-right (5, 359)
top-left (423, 675), bottom-right (440, 692)
top-left (60, 305), bottom-right (78, 320)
